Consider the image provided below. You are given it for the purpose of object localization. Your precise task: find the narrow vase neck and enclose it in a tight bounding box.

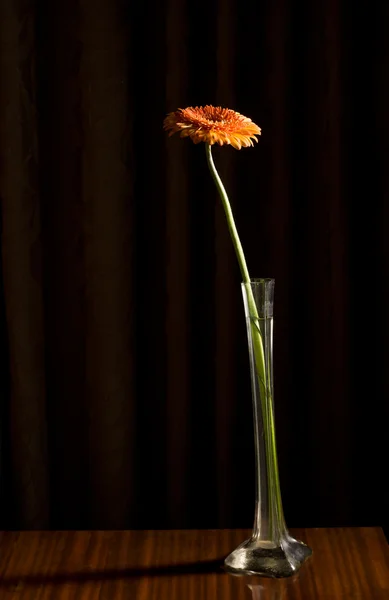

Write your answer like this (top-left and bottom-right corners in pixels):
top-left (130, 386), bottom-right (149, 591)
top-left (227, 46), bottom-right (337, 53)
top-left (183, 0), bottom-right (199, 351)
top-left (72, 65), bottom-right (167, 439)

top-left (242, 280), bottom-right (286, 544)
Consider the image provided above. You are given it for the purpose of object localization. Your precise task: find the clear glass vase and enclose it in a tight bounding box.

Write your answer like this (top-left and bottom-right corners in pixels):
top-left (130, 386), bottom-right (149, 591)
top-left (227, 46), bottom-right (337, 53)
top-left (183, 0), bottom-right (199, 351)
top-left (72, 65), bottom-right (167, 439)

top-left (224, 279), bottom-right (312, 577)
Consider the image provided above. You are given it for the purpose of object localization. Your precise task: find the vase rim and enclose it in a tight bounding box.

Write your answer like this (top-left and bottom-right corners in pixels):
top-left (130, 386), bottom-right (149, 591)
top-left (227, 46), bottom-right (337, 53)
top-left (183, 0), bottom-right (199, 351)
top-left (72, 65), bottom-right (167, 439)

top-left (242, 278), bottom-right (275, 284)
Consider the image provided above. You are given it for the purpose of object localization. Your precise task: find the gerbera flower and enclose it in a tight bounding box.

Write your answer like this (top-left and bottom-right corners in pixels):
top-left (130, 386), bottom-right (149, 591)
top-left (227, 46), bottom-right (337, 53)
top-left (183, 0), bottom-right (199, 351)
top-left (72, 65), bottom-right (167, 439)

top-left (163, 105), bottom-right (261, 150)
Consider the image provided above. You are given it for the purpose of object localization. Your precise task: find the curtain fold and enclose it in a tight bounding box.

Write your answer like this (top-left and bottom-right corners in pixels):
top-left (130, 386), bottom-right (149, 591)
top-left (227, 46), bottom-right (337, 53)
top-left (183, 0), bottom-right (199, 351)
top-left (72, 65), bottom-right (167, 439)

top-left (0, 0), bottom-right (388, 533)
top-left (0, 0), bottom-right (49, 528)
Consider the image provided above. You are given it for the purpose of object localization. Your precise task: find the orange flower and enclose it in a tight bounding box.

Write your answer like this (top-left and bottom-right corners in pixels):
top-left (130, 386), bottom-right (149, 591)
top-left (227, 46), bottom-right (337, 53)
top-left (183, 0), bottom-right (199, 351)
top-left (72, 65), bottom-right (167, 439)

top-left (163, 105), bottom-right (261, 150)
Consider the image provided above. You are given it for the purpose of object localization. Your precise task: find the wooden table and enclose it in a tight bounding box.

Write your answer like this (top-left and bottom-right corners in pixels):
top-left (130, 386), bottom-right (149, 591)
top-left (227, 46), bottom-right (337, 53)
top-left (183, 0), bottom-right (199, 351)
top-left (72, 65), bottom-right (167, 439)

top-left (0, 528), bottom-right (388, 598)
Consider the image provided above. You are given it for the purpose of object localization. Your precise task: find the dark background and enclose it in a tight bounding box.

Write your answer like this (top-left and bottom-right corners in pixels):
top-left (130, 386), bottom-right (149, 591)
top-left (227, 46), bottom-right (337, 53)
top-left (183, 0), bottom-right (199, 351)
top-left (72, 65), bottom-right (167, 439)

top-left (0, 0), bottom-right (388, 535)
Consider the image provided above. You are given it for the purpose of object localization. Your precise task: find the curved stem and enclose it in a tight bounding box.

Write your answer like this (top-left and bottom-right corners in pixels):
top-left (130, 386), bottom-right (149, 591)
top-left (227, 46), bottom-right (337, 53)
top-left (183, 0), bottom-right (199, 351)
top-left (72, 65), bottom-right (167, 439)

top-left (205, 142), bottom-right (283, 538)
top-left (205, 143), bottom-right (266, 383)
top-left (205, 143), bottom-right (250, 283)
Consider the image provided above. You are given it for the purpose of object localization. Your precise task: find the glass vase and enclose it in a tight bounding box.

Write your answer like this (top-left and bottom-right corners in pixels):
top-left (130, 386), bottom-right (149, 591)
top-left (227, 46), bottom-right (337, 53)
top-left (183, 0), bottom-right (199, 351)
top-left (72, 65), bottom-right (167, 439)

top-left (224, 279), bottom-right (312, 577)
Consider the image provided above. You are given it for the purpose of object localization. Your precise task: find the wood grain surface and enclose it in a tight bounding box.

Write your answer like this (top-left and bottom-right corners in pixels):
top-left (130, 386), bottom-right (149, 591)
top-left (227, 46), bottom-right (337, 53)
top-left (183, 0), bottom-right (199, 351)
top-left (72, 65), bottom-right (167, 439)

top-left (0, 528), bottom-right (388, 598)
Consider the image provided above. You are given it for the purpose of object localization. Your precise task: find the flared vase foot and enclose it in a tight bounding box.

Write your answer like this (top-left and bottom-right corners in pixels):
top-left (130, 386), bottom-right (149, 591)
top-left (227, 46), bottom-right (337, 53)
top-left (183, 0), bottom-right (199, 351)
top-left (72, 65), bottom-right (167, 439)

top-left (224, 534), bottom-right (312, 578)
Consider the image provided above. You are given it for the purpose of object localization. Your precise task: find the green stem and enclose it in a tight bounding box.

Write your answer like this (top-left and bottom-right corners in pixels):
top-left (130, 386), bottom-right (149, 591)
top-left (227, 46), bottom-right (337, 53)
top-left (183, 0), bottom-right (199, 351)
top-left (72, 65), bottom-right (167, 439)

top-left (205, 142), bottom-right (266, 382)
top-left (205, 143), bottom-right (250, 283)
top-left (205, 142), bottom-right (283, 537)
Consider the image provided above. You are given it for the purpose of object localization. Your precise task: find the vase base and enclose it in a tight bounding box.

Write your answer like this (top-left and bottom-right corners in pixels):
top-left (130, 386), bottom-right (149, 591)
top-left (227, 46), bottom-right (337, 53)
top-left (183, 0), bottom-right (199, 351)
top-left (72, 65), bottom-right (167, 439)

top-left (224, 534), bottom-right (312, 578)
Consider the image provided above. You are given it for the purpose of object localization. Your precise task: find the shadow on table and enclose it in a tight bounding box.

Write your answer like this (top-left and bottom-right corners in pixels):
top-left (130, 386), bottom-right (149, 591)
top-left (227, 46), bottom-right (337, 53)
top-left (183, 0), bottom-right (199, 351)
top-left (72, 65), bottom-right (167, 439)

top-left (0, 558), bottom-right (226, 588)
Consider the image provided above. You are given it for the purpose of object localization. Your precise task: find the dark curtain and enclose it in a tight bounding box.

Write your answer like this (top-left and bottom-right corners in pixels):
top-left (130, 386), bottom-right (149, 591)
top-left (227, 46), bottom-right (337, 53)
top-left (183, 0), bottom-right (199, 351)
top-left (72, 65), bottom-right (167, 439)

top-left (0, 0), bottom-right (388, 533)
